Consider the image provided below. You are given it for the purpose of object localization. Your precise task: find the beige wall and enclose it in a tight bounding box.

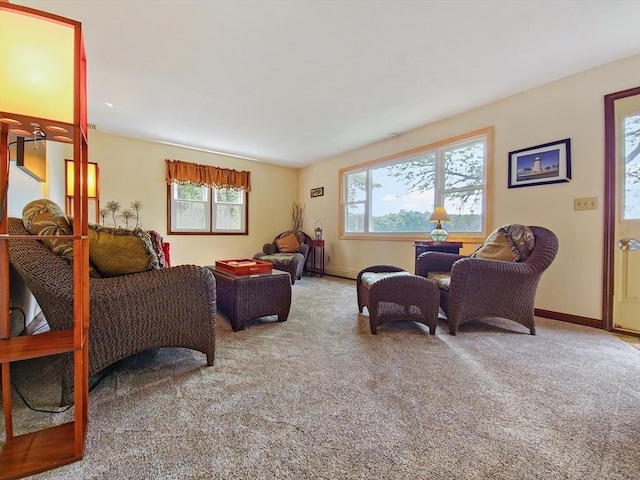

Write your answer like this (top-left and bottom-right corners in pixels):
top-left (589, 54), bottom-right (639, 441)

top-left (299, 54), bottom-right (640, 321)
top-left (10, 55), bottom-right (638, 322)
top-left (88, 131), bottom-right (300, 266)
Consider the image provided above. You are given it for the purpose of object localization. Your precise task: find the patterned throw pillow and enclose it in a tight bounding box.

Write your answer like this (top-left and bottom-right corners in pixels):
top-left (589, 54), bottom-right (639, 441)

top-left (503, 224), bottom-right (536, 261)
top-left (147, 230), bottom-right (168, 268)
top-left (22, 199), bottom-right (101, 277)
top-left (22, 198), bottom-right (100, 278)
top-left (275, 232), bottom-right (300, 253)
top-left (88, 225), bottom-right (160, 277)
top-left (470, 224), bottom-right (535, 262)
top-left (22, 198), bottom-right (74, 257)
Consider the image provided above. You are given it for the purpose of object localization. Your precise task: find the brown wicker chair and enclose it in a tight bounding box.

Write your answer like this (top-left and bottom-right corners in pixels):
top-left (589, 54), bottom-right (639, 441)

top-left (7, 217), bottom-right (217, 406)
top-left (253, 230), bottom-right (312, 284)
top-left (416, 226), bottom-right (558, 336)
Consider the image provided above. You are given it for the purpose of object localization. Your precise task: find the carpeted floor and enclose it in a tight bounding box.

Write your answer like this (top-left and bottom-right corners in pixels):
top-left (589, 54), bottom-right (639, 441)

top-left (2, 275), bottom-right (639, 479)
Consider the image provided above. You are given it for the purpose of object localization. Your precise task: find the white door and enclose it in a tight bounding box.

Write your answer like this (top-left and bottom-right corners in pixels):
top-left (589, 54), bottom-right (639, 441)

top-left (613, 93), bottom-right (640, 332)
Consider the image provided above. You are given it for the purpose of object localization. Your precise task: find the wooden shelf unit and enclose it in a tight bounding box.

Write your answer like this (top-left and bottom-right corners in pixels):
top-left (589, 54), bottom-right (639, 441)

top-left (0, 3), bottom-right (91, 479)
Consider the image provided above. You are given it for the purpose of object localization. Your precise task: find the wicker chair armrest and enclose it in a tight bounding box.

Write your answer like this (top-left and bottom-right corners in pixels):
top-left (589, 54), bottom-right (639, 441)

top-left (84, 264), bottom-right (216, 389)
top-left (452, 256), bottom-right (535, 276)
top-left (89, 264), bottom-right (215, 301)
top-left (416, 252), bottom-right (466, 276)
top-left (449, 256), bottom-right (537, 293)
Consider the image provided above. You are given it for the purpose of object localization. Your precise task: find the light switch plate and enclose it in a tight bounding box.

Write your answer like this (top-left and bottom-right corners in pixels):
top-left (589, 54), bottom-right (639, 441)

top-left (574, 197), bottom-right (598, 210)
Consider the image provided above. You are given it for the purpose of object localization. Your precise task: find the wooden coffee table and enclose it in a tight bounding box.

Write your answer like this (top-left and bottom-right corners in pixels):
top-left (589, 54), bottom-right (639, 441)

top-left (206, 265), bottom-right (292, 331)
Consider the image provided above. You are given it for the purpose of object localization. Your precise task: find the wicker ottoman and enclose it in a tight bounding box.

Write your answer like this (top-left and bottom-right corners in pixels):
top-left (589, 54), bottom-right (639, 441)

top-left (357, 264), bottom-right (439, 335)
top-left (207, 266), bottom-right (292, 331)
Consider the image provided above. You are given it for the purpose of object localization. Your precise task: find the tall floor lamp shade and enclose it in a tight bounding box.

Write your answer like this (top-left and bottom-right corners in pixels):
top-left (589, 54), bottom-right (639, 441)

top-left (66, 158), bottom-right (99, 222)
top-left (0, 2), bottom-right (91, 477)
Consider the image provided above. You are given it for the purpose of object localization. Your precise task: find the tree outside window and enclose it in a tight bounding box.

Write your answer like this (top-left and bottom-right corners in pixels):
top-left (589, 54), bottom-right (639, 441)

top-left (169, 183), bottom-right (248, 234)
top-left (341, 128), bottom-right (491, 238)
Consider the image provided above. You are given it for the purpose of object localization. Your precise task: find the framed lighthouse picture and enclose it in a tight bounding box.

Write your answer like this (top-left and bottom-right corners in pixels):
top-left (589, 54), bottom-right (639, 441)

top-left (508, 138), bottom-right (571, 189)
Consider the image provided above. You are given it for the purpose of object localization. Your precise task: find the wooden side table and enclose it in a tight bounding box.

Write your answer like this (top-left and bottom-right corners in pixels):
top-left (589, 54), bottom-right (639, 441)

top-left (413, 241), bottom-right (463, 273)
top-left (310, 239), bottom-right (325, 276)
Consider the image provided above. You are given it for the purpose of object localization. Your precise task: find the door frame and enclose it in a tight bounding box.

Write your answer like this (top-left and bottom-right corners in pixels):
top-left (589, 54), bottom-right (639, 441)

top-left (603, 86), bottom-right (640, 331)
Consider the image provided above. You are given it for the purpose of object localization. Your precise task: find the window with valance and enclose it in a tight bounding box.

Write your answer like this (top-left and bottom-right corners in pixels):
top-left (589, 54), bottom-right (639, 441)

top-left (165, 159), bottom-right (251, 191)
top-left (166, 159), bottom-right (250, 235)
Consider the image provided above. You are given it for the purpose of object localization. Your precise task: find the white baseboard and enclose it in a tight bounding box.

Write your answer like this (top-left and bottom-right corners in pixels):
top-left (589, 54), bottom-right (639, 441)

top-left (323, 267), bottom-right (358, 280)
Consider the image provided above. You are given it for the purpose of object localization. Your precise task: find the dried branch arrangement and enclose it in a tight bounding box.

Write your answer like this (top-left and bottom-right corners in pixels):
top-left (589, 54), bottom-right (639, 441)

top-left (291, 201), bottom-right (305, 231)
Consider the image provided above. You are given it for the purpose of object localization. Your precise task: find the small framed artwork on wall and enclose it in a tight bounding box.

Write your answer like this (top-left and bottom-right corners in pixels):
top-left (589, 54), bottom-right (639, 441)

top-left (508, 138), bottom-right (571, 188)
top-left (310, 187), bottom-right (324, 198)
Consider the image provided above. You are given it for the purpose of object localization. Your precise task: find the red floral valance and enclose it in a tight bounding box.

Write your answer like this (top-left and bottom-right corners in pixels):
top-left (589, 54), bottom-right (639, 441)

top-left (165, 159), bottom-right (251, 192)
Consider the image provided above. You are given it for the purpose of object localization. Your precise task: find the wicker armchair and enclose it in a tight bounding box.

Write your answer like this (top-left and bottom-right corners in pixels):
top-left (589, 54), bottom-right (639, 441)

top-left (416, 226), bottom-right (558, 335)
top-left (8, 217), bottom-right (216, 406)
top-left (253, 230), bottom-right (312, 284)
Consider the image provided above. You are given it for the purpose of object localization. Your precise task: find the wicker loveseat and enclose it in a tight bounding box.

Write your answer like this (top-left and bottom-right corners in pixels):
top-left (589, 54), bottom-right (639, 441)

top-left (8, 217), bottom-right (217, 406)
top-left (253, 230), bottom-right (312, 284)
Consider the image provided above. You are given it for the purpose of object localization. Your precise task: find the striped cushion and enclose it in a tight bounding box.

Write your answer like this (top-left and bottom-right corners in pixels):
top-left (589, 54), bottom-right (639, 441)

top-left (360, 271), bottom-right (412, 290)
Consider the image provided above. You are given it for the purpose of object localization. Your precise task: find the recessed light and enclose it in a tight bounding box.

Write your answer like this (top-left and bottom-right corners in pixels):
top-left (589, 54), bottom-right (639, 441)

top-left (53, 135), bottom-right (74, 142)
top-left (105, 102), bottom-right (113, 108)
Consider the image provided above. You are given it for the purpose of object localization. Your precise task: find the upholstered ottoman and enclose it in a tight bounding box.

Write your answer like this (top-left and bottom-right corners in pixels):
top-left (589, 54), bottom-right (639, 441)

top-left (357, 265), bottom-right (439, 335)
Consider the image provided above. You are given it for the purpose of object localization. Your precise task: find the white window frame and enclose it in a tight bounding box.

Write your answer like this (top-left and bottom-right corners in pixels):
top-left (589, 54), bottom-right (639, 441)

top-left (339, 127), bottom-right (493, 241)
top-left (168, 183), bottom-right (248, 235)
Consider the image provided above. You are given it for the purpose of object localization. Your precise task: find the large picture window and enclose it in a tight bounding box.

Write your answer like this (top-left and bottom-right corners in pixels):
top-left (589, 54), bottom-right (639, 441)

top-left (340, 127), bottom-right (492, 239)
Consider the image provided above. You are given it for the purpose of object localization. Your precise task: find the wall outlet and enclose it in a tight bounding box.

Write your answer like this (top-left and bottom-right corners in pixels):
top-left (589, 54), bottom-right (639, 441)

top-left (327, 255), bottom-right (330, 263)
top-left (574, 197), bottom-right (598, 211)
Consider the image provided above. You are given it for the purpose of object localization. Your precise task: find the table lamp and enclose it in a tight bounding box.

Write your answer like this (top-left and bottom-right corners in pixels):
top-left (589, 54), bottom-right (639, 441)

top-left (429, 206), bottom-right (451, 241)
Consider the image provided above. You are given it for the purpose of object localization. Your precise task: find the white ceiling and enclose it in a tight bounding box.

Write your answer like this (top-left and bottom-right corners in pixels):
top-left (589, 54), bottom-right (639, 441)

top-left (13, 0), bottom-right (640, 168)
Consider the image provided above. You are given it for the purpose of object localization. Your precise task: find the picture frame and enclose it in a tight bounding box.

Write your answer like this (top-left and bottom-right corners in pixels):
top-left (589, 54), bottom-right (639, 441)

top-left (508, 138), bottom-right (571, 189)
top-left (310, 187), bottom-right (324, 198)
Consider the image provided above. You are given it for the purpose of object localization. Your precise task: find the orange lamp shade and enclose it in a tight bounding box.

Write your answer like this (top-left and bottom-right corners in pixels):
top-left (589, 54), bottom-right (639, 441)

top-left (0, 6), bottom-right (76, 124)
top-left (66, 159), bottom-right (98, 198)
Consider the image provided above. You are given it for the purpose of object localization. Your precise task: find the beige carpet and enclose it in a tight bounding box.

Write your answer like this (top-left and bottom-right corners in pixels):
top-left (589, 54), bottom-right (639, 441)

top-left (2, 275), bottom-right (639, 479)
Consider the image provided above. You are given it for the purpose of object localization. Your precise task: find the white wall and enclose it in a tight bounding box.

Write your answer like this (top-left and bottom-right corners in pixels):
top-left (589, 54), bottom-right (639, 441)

top-left (299, 54), bottom-right (640, 321)
top-left (7, 140), bottom-right (68, 217)
top-left (88, 131), bottom-right (300, 266)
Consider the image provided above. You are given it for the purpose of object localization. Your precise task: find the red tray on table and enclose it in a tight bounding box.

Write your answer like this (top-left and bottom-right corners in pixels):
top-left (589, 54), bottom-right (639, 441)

top-left (215, 258), bottom-right (273, 275)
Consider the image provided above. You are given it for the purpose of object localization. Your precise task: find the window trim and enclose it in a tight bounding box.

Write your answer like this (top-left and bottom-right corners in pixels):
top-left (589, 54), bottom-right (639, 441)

top-left (339, 126), bottom-right (493, 242)
top-left (167, 183), bottom-right (249, 235)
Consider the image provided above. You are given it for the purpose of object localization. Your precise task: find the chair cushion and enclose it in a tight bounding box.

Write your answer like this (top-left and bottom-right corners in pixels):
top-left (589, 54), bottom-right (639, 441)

top-left (470, 224), bottom-right (535, 262)
top-left (275, 232), bottom-right (300, 253)
top-left (258, 253), bottom-right (297, 265)
top-left (360, 271), bottom-right (412, 290)
top-left (88, 225), bottom-right (160, 277)
top-left (426, 272), bottom-right (451, 291)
